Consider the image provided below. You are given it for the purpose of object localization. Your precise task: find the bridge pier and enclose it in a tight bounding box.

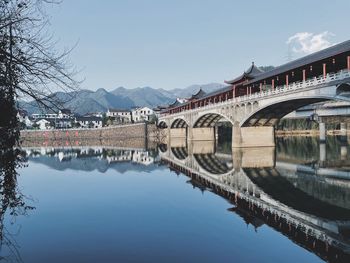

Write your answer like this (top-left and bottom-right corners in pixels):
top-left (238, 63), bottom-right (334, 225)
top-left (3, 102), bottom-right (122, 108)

top-left (166, 126), bottom-right (171, 146)
top-left (233, 147), bottom-right (275, 168)
top-left (170, 128), bottom-right (187, 139)
top-left (232, 125), bottom-right (275, 148)
top-left (341, 145), bottom-right (348, 160)
top-left (187, 127), bottom-right (215, 141)
top-left (319, 142), bottom-right (326, 165)
top-left (319, 122), bottom-right (326, 142)
top-left (340, 122), bottom-right (347, 136)
top-left (170, 137), bottom-right (187, 148)
top-left (191, 140), bottom-right (215, 154)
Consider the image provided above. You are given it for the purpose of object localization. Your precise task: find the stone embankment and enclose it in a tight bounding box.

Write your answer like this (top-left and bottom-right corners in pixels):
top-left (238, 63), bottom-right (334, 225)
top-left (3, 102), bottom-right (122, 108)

top-left (20, 123), bottom-right (159, 148)
top-left (275, 129), bottom-right (349, 137)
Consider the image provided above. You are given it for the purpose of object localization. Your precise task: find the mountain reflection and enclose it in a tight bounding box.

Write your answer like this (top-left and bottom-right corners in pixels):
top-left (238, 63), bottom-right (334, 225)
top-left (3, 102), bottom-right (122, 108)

top-left (18, 136), bottom-right (350, 262)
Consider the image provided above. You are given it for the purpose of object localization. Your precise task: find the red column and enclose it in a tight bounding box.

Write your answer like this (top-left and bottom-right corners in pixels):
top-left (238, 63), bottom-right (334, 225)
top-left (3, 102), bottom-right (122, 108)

top-left (347, 56), bottom-right (350, 70)
top-left (246, 87), bottom-right (249, 95)
top-left (286, 75), bottom-right (289, 86)
top-left (272, 79), bottom-right (275, 90)
top-left (323, 63), bottom-right (327, 78)
top-left (259, 83), bottom-right (262, 92)
top-left (302, 69), bottom-right (306, 82)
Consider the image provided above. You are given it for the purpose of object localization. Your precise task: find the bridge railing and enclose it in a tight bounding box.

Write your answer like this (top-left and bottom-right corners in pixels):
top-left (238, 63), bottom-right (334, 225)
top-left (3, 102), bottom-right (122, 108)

top-left (160, 69), bottom-right (350, 118)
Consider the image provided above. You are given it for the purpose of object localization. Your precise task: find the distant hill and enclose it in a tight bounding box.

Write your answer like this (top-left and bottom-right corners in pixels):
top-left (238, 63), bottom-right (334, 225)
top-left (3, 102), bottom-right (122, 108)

top-left (19, 83), bottom-right (226, 115)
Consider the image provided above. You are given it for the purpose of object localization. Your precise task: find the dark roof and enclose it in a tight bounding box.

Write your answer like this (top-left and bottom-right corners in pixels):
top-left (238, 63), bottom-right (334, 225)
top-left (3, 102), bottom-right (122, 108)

top-left (201, 85), bottom-right (232, 99)
top-left (168, 100), bottom-right (183, 108)
top-left (153, 105), bottom-right (167, 111)
top-left (60, 109), bottom-right (72, 114)
top-left (225, 63), bottom-right (264, 84)
top-left (247, 39), bottom-right (350, 85)
top-left (190, 88), bottom-right (206, 100)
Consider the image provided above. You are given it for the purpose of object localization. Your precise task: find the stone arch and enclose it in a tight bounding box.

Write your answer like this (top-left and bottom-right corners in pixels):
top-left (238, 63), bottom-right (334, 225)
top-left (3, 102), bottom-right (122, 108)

top-left (171, 118), bottom-right (189, 128)
top-left (193, 112), bottom-right (233, 128)
top-left (240, 95), bottom-right (348, 127)
top-left (158, 121), bottom-right (168, 129)
top-left (336, 83), bottom-right (350, 96)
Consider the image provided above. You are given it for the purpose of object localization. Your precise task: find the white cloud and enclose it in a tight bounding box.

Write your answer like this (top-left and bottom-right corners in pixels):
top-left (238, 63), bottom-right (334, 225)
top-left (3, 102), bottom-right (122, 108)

top-left (287, 31), bottom-right (335, 55)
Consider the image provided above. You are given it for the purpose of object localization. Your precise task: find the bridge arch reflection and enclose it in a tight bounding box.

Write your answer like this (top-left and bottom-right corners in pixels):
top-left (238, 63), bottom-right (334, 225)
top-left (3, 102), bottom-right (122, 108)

top-left (193, 153), bottom-right (232, 175)
top-left (159, 138), bottom-right (350, 262)
top-left (171, 147), bottom-right (188, 160)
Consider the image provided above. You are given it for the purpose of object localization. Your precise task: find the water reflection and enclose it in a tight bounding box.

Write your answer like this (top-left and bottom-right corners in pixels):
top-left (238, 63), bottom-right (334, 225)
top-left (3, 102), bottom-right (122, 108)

top-left (6, 136), bottom-right (350, 262)
top-left (25, 147), bottom-right (160, 173)
top-left (159, 137), bottom-right (350, 262)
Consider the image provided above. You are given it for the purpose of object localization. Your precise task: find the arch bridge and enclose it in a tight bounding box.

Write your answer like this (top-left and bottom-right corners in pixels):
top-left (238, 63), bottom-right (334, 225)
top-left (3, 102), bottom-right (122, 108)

top-left (158, 40), bottom-right (350, 147)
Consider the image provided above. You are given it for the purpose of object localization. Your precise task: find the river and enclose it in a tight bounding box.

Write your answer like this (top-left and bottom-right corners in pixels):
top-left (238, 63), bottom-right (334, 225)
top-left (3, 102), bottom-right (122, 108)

top-left (0, 136), bottom-right (350, 262)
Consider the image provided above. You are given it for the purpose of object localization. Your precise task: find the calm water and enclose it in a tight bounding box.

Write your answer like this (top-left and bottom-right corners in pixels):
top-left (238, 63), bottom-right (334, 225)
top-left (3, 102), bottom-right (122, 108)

top-left (1, 136), bottom-right (350, 262)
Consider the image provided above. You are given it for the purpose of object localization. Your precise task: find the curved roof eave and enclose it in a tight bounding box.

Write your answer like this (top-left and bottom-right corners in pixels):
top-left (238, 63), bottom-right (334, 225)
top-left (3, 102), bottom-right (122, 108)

top-left (247, 39), bottom-right (350, 85)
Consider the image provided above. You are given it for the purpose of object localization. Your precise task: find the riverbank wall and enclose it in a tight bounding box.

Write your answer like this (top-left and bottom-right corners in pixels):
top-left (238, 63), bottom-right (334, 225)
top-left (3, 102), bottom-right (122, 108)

top-left (20, 123), bottom-right (158, 148)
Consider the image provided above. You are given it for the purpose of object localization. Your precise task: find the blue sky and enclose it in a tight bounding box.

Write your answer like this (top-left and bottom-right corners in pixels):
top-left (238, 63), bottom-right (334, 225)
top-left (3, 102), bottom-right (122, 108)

top-left (46, 0), bottom-right (350, 91)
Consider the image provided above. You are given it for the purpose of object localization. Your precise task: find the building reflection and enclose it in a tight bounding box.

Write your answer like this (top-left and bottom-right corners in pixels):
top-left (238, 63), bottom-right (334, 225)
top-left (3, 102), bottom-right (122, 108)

top-left (25, 147), bottom-right (159, 171)
top-left (159, 138), bottom-right (350, 262)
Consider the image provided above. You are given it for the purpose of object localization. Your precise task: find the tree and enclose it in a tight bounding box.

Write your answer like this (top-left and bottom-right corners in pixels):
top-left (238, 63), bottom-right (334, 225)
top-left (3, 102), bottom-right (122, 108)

top-left (1, 0), bottom-right (80, 144)
top-left (0, 2), bottom-right (77, 258)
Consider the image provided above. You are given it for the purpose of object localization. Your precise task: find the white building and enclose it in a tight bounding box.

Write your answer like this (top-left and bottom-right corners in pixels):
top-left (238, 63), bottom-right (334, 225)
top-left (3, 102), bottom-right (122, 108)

top-left (153, 106), bottom-right (166, 119)
top-left (106, 150), bottom-right (133, 163)
top-left (132, 150), bottom-right (154, 165)
top-left (31, 109), bottom-right (74, 129)
top-left (76, 116), bottom-right (103, 128)
top-left (55, 118), bottom-right (73, 129)
top-left (36, 119), bottom-right (52, 130)
top-left (32, 109), bottom-right (73, 120)
top-left (17, 111), bottom-right (34, 128)
top-left (131, 107), bottom-right (154, 122)
top-left (106, 108), bottom-right (132, 123)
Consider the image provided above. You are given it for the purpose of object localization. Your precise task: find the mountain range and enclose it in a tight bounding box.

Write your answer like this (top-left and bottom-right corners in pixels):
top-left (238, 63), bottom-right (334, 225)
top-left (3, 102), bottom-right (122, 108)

top-left (19, 83), bottom-right (226, 115)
